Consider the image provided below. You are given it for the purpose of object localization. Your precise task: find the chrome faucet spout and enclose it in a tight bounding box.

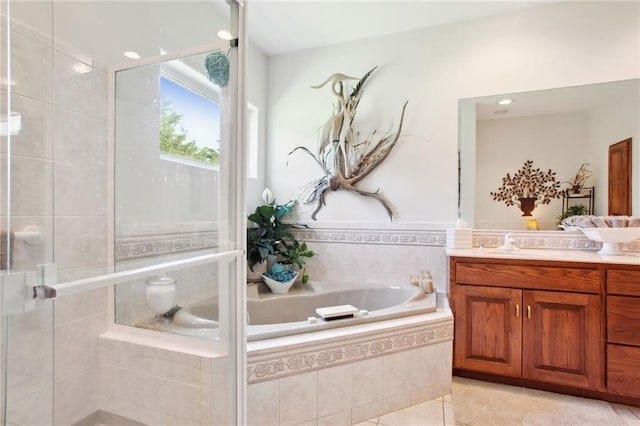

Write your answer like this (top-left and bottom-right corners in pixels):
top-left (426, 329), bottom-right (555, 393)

top-left (497, 233), bottom-right (518, 251)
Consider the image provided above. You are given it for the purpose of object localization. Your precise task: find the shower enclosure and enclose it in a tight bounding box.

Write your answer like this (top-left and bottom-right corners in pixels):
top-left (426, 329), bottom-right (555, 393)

top-left (0, 0), bottom-right (247, 424)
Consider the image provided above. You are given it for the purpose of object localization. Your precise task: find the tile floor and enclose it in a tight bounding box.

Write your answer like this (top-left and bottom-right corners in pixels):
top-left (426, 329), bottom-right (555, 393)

top-left (353, 377), bottom-right (640, 426)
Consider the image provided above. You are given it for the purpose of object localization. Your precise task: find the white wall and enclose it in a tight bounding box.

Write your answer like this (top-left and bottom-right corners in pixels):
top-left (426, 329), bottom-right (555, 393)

top-left (266, 1), bottom-right (640, 225)
top-left (475, 112), bottom-right (590, 230)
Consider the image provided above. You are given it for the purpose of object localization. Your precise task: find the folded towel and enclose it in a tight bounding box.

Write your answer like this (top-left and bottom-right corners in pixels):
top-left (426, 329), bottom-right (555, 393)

top-left (0, 230), bottom-right (15, 270)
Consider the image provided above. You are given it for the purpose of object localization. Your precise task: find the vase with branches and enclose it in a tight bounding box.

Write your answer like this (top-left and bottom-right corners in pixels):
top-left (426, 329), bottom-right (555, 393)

top-left (563, 163), bottom-right (592, 195)
top-left (490, 160), bottom-right (562, 216)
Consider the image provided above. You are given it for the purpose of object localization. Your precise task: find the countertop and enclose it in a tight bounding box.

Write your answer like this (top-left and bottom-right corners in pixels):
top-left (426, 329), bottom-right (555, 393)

top-left (446, 247), bottom-right (640, 266)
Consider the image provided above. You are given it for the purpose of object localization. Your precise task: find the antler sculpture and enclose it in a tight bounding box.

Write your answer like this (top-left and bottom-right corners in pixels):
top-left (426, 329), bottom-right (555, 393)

top-left (289, 66), bottom-right (408, 221)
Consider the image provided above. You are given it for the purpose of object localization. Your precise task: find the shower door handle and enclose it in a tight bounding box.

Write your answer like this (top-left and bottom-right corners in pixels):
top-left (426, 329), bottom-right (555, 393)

top-left (31, 263), bottom-right (58, 301)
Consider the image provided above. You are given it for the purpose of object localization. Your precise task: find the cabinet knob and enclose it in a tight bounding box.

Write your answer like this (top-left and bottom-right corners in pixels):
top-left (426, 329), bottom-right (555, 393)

top-left (516, 304), bottom-right (520, 317)
top-left (527, 305), bottom-right (532, 319)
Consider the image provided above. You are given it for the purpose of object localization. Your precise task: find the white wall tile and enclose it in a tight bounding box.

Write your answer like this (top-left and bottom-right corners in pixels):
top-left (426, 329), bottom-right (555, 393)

top-left (54, 161), bottom-right (107, 216)
top-left (5, 385), bottom-right (53, 426)
top-left (9, 31), bottom-right (49, 101)
top-left (53, 51), bottom-right (94, 115)
top-left (351, 400), bottom-right (382, 424)
top-left (54, 107), bottom-right (107, 167)
top-left (401, 246), bottom-right (428, 276)
top-left (55, 287), bottom-right (108, 325)
top-left (436, 342), bottom-right (453, 385)
top-left (352, 357), bottom-right (383, 407)
top-left (54, 215), bottom-right (107, 271)
top-left (317, 364), bottom-right (352, 417)
top-left (158, 379), bottom-right (201, 421)
top-left (411, 344), bottom-right (438, 390)
top-left (279, 371), bottom-right (318, 426)
top-left (54, 312), bottom-right (106, 379)
top-left (99, 363), bottom-right (118, 408)
top-left (383, 392), bottom-right (411, 414)
top-left (378, 245), bottom-right (405, 273)
top-left (211, 390), bottom-right (228, 425)
top-left (411, 386), bottom-right (437, 405)
top-left (383, 351), bottom-right (413, 398)
top-left (247, 380), bottom-right (279, 426)
top-left (141, 346), bottom-right (202, 385)
top-left (292, 420), bottom-right (317, 426)
top-left (0, 92), bottom-right (52, 159)
top-left (317, 410), bottom-right (351, 426)
top-left (7, 329), bottom-right (53, 402)
top-left (54, 366), bottom-right (97, 426)
top-left (2, 154), bottom-right (52, 216)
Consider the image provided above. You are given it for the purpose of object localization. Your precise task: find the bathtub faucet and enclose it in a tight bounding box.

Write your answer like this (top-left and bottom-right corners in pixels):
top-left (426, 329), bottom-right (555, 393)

top-left (418, 270), bottom-right (434, 294)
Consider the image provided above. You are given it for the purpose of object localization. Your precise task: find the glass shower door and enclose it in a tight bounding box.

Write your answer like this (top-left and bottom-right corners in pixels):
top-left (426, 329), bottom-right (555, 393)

top-left (0, 0), bottom-right (246, 424)
top-left (1, 0), bottom-right (56, 423)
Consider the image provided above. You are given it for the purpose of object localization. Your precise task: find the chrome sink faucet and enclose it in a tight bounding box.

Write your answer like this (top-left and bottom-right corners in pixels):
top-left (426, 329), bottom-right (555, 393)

top-left (498, 233), bottom-right (518, 251)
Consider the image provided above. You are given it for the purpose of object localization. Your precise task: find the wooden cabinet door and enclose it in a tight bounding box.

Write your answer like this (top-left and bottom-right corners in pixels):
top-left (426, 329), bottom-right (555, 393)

top-left (523, 290), bottom-right (603, 390)
top-left (454, 285), bottom-right (522, 376)
top-left (608, 344), bottom-right (640, 397)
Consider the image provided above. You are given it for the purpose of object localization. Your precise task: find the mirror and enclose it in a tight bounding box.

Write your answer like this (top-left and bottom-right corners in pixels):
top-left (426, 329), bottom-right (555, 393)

top-left (459, 79), bottom-right (639, 230)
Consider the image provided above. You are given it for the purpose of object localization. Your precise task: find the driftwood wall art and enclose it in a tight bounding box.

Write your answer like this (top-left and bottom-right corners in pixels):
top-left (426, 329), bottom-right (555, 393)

top-left (289, 66), bottom-right (408, 221)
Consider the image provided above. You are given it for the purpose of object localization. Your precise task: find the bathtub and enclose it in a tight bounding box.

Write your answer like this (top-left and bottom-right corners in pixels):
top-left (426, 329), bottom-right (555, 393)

top-left (142, 281), bottom-right (437, 341)
top-left (133, 280), bottom-right (452, 424)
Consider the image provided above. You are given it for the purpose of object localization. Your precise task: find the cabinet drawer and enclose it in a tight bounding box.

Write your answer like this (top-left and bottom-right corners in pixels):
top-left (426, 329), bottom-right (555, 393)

top-left (456, 263), bottom-right (600, 293)
top-left (607, 344), bottom-right (640, 397)
top-left (608, 296), bottom-right (640, 346)
top-left (608, 270), bottom-right (640, 296)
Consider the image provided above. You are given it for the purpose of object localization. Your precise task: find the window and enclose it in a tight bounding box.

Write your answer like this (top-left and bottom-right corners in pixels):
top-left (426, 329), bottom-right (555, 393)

top-left (247, 103), bottom-right (259, 179)
top-left (159, 62), bottom-right (221, 168)
top-left (158, 55), bottom-right (260, 176)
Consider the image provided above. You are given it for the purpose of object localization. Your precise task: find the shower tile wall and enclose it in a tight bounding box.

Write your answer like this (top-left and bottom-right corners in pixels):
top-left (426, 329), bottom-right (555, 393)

top-left (99, 337), bottom-right (228, 425)
top-left (2, 21), bottom-right (109, 280)
top-left (2, 18), bottom-right (109, 424)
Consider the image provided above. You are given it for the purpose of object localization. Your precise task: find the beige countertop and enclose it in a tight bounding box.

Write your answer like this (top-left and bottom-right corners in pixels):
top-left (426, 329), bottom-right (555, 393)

top-left (446, 247), bottom-right (640, 266)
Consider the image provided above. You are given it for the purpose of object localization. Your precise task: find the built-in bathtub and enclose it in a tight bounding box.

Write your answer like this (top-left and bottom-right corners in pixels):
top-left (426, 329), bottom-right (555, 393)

top-left (145, 281), bottom-right (437, 341)
top-left (133, 280), bottom-right (453, 424)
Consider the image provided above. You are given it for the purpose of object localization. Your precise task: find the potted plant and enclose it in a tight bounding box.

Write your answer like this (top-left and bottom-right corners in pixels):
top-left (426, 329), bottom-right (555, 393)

top-left (247, 189), bottom-right (315, 288)
top-left (563, 163), bottom-right (592, 195)
top-left (490, 160), bottom-right (562, 216)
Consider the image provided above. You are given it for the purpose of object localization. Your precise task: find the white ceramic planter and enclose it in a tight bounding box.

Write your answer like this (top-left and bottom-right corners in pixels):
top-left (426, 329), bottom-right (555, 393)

top-left (262, 272), bottom-right (298, 294)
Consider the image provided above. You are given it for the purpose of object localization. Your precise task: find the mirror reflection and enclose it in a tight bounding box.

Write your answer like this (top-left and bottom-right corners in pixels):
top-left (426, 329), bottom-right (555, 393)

top-left (459, 79), bottom-right (640, 230)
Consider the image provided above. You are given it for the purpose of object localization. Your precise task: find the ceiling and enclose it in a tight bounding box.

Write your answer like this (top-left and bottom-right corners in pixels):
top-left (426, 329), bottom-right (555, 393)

top-left (246, 1), bottom-right (556, 56)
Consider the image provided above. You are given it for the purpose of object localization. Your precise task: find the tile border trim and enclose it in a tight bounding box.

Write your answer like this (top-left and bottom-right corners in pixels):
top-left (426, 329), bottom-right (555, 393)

top-left (115, 231), bottom-right (218, 261)
top-left (247, 316), bottom-right (453, 384)
top-left (296, 227), bottom-right (640, 252)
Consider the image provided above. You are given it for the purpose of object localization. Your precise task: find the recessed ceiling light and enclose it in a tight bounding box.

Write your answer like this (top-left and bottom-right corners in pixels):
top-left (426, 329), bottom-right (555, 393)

top-left (124, 51), bottom-right (141, 59)
top-left (217, 30), bottom-right (233, 41)
top-left (498, 98), bottom-right (514, 105)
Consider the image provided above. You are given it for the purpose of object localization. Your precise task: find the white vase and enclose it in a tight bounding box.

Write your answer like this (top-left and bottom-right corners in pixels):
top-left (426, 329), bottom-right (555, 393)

top-left (262, 271), bottom-right (298, 294)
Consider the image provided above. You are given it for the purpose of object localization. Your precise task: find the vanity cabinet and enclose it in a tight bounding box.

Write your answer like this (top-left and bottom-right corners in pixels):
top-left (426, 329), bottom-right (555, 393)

top-left (451, 258), bottom-right (604, 392)
top-left (606, 269), bottom-right (640, 398)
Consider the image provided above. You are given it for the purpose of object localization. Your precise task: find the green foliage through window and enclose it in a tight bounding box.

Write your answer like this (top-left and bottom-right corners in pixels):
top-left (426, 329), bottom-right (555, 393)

top-left (160, 99), bottom-right (219, 165)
